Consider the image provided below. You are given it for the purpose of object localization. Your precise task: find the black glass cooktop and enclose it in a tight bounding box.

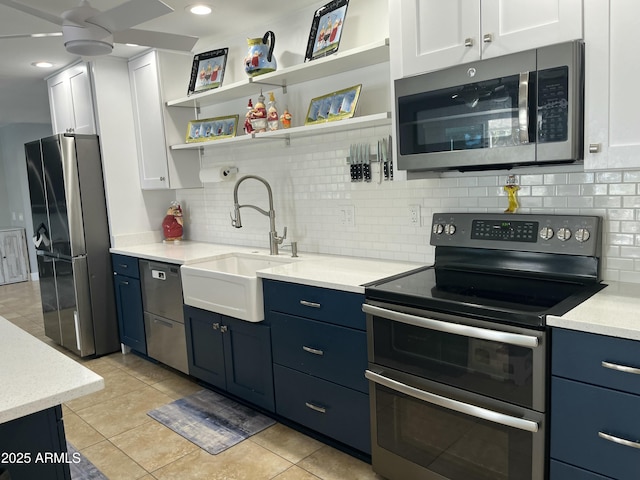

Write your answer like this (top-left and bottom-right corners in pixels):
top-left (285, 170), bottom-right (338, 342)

top-left (366, 266), bottom-right (605, 328)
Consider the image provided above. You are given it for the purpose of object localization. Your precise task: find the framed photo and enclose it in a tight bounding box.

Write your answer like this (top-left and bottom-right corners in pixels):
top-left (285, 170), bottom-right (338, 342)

top-left (304, 0), bottom-right (349, 62)
top-left (185, 115), bottom-right (239, 143)
top-left (305, 84), bottom-right (361, 125)
top-left (187, 48), bottom-right (228, 96)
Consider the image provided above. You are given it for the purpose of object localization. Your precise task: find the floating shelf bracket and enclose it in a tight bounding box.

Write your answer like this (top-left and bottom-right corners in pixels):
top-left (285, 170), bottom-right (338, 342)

top-left (249, 78), bottom-right (287, 94)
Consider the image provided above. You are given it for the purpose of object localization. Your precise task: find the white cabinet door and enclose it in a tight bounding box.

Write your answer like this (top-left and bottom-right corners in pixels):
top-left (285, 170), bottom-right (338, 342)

top-left (392, 0), bottom-right (582, 78)
top-left (395, 0), bottom-right (480, 78)
top-left (47, 63), bottom-right (96, 135)
top-left (584, 0), bottom-right (640, 171)
top-left (129, 51), bottom-right (170, 190)
top-left (481, 0), bottom-right (583, 59)
top-left (129, 50), bottom-right (201, 190)
top-left (0, 229), bottom-right (29, 285)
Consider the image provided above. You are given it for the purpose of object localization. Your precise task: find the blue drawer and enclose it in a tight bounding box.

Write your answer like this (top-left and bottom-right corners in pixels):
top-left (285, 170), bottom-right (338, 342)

top-left (550, 460), bottom-right (613, 480)
top-left (112, 254), bottom-right (140, 278)
top-left (274, 364), bottom-right (371, 454)
top-left (264, 280), bottom-right (365, 330)
top-left (551, 376), bottom-right (640, 480)
top-left (271, 312), bottom-right (368, 393)
top-left (552, 328), bottom-right (640, 396)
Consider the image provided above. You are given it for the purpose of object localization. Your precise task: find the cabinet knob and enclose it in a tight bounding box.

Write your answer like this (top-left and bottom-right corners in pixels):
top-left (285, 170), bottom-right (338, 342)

top-left (160, 176), bottom-right (166, 182)
top-left (212, 322), bottom-right (220, 330)
top-left (589, 143), bottom-right (601, 153)
top-left (483, 33), bottom-right (493, 43)
top-left (464, 37), bottom-right (474, 47)
top-left (220, 325), bottom-right (228, 333)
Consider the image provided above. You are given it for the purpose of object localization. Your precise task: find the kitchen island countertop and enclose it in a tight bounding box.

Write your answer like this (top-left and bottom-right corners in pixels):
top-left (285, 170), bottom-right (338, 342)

top-left (0, 316), bottom-right (104, 424)
top-left (548, 281), bottom-right (640, 341)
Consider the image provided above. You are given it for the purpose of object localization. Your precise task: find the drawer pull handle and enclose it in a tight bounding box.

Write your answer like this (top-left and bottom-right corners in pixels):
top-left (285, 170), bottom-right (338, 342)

top-left (302, 346), bottom-right (324, 356)
top-left (598, 431), bottom-right (640, 450)
top-left (121, 280), bottom-right (129, 285)
top-left (305, 402), bottom-right (326, 414)
top-left (601, 361), bottom-right (640, 375)
top-left (118, 264), bottom-right (128, 268)
top-left (300, 300), bottom-right (321, 308)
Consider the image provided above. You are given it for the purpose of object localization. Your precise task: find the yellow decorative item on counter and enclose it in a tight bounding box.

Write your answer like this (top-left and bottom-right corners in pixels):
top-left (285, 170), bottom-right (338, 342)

top-left (503, 175), bottom-right (520, 213)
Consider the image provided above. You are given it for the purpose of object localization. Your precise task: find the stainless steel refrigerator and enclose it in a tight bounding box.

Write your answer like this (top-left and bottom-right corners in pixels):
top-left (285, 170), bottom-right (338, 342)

top-left (25, 134), bottom-right (119, 357)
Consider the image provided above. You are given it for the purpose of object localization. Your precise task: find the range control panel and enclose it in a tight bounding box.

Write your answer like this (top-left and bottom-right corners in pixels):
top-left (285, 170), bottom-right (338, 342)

top-left (431, 213), bottom-right (602, 256)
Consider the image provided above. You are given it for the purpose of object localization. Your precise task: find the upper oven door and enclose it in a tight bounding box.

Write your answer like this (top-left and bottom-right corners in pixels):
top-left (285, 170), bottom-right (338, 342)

top-left (364, 302), bottom-right (546, 412)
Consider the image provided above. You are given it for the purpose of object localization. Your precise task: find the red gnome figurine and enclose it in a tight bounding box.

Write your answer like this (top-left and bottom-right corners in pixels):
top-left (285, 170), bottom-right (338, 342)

top-left (162, 201), bottom-right (184, 242)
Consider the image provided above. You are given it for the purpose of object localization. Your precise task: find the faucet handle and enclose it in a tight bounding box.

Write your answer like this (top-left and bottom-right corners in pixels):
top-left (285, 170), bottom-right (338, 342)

top-left (274, 226), bottom-right (287, 244)
top-left (230, 211), bottom-right (241, 228)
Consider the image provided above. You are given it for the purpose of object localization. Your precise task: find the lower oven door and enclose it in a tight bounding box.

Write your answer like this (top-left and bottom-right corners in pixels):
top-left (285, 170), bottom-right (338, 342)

top-left (363, 302), bottom-right (546, 412)
top-left (366, 367), bottom-right (546, 480)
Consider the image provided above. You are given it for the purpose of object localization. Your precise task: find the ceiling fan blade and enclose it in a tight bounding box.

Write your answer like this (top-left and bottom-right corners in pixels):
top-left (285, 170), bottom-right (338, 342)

top-left (0, 32), bottom-right (62, 39)
top-left (86, 0), bottom-right (173, 33)
top-left (113, 29), bottom-right (198, 52)
top-left (0, 0), bottom-right (63, 26)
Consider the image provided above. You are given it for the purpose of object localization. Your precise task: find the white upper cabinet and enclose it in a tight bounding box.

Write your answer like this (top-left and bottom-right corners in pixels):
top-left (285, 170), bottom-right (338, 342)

top-left (129, 50), bottom-right (201, 190)
top-left (47, 63), bottom-right (96, 134)
top-left (584, 0), bottom-right (640, 170)
top-left (391, 0), bottom-right (583, 78)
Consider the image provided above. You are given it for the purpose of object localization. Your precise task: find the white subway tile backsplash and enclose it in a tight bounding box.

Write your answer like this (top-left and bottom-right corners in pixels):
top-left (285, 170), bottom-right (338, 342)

top-left (177, 126), bottom-right (640, 284)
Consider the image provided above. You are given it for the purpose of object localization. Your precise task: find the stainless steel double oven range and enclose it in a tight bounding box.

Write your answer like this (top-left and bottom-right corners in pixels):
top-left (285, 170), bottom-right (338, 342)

top-left (364, 213), bottom-right (605, 480)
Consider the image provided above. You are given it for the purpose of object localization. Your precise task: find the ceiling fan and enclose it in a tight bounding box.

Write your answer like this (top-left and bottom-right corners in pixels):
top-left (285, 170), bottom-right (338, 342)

top-left (0, 0), bottom-right (198, 56)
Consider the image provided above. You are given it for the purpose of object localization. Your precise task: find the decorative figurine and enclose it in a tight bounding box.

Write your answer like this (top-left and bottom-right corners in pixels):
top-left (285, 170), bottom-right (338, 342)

top-left (280, 106), bottom-right (292, 129)
top-left (503, 175), bottom-right (520, 213)
top-left (250, 91), bottom-right (268, 132)
top-left (244, 98), bottom-right (254, 134)
top-left (162, 201), bottom-right (184, 241)
top-left (267, 91), bottom-right (279, 131)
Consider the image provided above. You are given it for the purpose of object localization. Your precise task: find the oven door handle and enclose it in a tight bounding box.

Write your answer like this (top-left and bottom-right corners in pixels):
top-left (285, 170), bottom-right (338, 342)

top-left (365, 370), bottom-right (539, 433)
top-left (362, 304), bottom-right (539, 348)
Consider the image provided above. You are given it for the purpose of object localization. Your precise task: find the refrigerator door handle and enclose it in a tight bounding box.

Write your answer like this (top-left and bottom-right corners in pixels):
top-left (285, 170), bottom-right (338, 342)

top-left (73, 311), bottom-right (81, 351)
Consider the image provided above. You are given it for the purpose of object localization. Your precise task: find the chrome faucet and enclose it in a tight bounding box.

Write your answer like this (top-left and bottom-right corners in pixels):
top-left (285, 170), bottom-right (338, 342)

top-left (231, 175), bottom-right (287, 255)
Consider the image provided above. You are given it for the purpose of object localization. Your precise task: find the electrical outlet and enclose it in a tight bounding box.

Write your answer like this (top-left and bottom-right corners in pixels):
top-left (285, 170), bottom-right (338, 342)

top-left (409, 205), bottom-right (421, 226)
top-left (339, 205), bottom-right (355, 227)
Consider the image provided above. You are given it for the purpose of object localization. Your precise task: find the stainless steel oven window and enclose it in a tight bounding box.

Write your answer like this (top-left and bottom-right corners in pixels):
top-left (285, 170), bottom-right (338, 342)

top-left (366, 368), bottom-right (545, 480)
top-left (364, 303), bottom-right (547, 412)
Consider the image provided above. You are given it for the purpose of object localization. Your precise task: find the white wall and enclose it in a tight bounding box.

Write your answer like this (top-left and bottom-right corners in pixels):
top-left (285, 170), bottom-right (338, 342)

top-left (0, 122), bottom-right (53, 275)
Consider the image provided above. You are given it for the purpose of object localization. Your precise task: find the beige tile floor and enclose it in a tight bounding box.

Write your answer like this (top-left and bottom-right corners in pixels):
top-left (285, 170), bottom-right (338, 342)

top-left (0, 280), bottom-right (384, 480)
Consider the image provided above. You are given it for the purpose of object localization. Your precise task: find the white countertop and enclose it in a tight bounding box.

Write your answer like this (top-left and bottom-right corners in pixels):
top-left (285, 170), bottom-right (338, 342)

top-left (111, 241), bottom-right (423, 293)
top-left (0, 317), bottom-right (104, 424)
top-left (548, 281), bottom-right (640, 341)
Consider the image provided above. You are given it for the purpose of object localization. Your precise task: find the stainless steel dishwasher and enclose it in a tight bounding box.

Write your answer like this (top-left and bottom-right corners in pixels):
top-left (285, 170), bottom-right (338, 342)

top-left (139, 259), bottom-right (188, 374)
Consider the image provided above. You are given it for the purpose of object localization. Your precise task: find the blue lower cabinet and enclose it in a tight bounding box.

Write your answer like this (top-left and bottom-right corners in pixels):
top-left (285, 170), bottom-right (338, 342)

top-left (551, 376), bottom-right (640, 480)
top-left (112, 255), bottom-right (145, 354)
top-left (184, 305), bottom-right (275, 412)
top-left (274, 364), bottom-right (371, 454)
top-left (550, 460), bottom-right (614, 480)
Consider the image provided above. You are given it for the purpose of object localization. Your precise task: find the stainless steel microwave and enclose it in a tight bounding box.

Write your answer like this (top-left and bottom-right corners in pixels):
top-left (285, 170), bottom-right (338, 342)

top-left (395, 41), bottom-right (584, 174)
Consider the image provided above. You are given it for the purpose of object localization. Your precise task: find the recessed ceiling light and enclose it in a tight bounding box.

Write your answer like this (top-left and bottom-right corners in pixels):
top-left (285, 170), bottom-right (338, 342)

top-left (32, 61), bottom-right (54, 68)
top-left (187, 4), bottom-right (212, 15)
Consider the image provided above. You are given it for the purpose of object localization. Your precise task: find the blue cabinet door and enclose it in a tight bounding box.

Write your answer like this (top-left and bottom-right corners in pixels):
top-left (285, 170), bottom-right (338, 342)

top-left (184, 305), bottom-right (226, 390)
top-left (113, 274), bottom-right (146, 354)
top-left (223, 316), bottom-right (275, 412)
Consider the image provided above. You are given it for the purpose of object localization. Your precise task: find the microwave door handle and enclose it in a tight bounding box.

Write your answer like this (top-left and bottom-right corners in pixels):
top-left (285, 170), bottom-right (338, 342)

top-left (365, 370), bottom-right (539, 433)
top-left (518, 71), bottom-right (530, 144)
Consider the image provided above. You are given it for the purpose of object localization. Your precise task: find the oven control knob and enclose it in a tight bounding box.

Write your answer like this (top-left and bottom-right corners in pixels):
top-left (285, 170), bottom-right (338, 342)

top-left (557, 227), bottom-right (572, 242)
top-left (444, 224), bottom-right (456, 235)
top-left (575, 228), bottom-right (591, 243)
top-left (539, 226), bottom-right (554, 241)
top-left (432, 223), bottom-right (444, 235)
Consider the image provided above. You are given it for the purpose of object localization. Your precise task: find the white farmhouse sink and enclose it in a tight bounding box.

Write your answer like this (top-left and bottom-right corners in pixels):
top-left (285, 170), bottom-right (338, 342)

top-left (181, 253), bottom-right (297, 322)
